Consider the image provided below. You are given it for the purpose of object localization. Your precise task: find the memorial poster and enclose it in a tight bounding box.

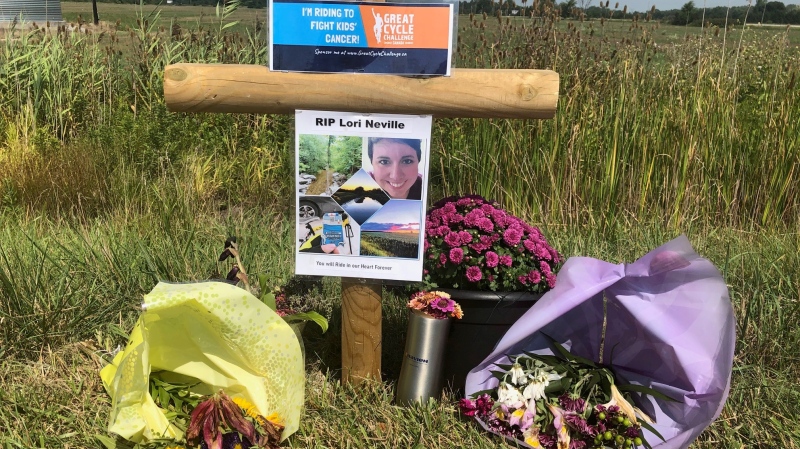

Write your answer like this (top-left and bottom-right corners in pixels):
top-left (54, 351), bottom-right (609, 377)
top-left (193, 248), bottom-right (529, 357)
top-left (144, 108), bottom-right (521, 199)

top-left (294, 110), bottom-right (432, 281)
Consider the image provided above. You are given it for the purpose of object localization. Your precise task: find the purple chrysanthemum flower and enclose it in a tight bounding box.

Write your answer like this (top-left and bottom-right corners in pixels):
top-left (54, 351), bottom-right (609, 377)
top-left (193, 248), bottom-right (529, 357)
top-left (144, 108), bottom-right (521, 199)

top-left (464, 209), bottom-right (483, 227)
top-left (477, 217), bottom-right (494, 233)
top-left (559, 393), bottom-right (587, 413)
top-left (539, 260), bottom-right (553, 275)
top-left (518, 275), bottom-right (529, 285)
top-left (444, 232), bottom-right (462, 247)
top-left (523, 239), bottom-right (537, 253)
top-left (528, 270), bottom-right (542, 284)
top-left (499, 255), bottom-right (513, 267)
top-left (564, 413), bottom-right (596, 437)
top-left (503, 226), bottom-right (523, 246)
top-left (449, 247), bottom-right (464, 264)
top-left (459, 398), bottom-right (477, 417)
top-left (485, 251), bottom-right (499, 268)
top-left (466, 266), bottom-right (483, 282)
top-left (438, 253), bottom-right (447, 265)
top-left (569, 440), bottom-right (587, 449)
top-left (459, 230), bottom-right (473, 245)
top-left (475, 394), bottom-right (494, 415)
top-left (538, 433), bottom-right (557, 449)
top-left (546, 272), bottom-right (557, 288)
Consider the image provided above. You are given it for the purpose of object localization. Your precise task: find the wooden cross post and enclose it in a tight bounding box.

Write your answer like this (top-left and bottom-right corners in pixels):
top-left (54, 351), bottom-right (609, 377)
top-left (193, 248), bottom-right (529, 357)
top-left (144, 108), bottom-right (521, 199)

top-left (164, 64), bottom-right (559, 385)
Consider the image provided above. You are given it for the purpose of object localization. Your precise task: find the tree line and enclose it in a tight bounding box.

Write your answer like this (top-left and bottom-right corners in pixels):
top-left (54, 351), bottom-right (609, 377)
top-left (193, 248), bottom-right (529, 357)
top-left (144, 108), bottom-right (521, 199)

top-left (458, 0), bottom-right (800, 25)
top-left (68, 0), bottom-right (800, 25)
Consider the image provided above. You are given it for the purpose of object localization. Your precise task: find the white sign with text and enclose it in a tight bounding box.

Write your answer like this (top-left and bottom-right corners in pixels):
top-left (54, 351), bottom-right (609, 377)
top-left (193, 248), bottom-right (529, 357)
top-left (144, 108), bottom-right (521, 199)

top-left (294, 110), bottom-right (432, 281)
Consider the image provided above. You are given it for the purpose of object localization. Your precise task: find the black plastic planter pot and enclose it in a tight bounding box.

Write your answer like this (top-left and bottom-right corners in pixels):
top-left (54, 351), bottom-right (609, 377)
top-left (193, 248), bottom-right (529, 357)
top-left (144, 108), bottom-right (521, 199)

top-left (439, 289), bottom-right (543, 395)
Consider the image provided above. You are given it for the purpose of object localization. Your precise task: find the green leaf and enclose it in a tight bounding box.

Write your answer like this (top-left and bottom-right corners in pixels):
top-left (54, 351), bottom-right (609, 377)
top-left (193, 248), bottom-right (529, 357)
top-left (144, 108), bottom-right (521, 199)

top-left (257, 274), bottom-right (277, 310)
top-left (284, 311), bottom-right (328, 333)
top-left (617, 384), bottom-right (681, 403)
top-left (468, 388), bottom-right (495, 398)
top-left (544, 378), bottom-right (569, 395)
top-left (639, 419), bottom-right (667, 443)
top-left (489, 370), bottom-right (507, 380)
top-left (526, 353), bottom-right (563, 367)
top-left (493, 363), bottom-right (513, 372)
top-left (221, 21), bottom-right (240, 31)
top-left (584, 371), bottom-right (601, 395)
top-left (159, 386), bottom-right (169, 408)
top-left (94, 434), bottom-right (117, 449)
top-left (541, 332), bottom-right (598, 368)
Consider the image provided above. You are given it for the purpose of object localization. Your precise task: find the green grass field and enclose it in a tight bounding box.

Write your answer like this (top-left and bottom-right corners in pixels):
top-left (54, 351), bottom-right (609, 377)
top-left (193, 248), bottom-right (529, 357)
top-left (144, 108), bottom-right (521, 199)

top-left (1, 1), bottom-right (799, 448)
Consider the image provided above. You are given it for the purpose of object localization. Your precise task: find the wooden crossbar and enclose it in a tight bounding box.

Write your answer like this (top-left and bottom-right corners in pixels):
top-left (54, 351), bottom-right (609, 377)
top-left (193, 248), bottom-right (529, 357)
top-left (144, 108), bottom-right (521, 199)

top-left (164, 63), bottom-right (559, 119)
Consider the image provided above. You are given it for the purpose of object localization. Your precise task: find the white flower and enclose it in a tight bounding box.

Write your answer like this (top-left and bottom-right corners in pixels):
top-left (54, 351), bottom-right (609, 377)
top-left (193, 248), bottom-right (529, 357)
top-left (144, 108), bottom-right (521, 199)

top-left (497, 382), bottom-right (525, 408)
top-left (522, 369), bottom-right (562, 408)
top-left (509, 363), bottom-right (527, 386)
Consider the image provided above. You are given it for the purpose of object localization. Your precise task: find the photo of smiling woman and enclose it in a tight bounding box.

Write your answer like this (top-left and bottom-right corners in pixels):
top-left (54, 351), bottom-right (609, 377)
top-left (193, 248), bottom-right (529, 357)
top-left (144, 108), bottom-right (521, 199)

top-left (366, 137), bottom-right (423, 200)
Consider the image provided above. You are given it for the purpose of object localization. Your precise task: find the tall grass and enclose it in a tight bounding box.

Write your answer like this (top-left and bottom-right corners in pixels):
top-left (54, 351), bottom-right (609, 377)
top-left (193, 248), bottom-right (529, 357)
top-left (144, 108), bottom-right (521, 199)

top-left (442, 10), bottom-right (800, 229)
top-left (2, 3), bottom-right (799, 228)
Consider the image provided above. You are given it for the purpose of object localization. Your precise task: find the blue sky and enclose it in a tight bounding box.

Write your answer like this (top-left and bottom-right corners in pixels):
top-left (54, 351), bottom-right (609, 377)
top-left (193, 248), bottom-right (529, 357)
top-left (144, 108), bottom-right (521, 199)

top-left (509, 0), bottom-right (800, 12)
top-left (626, 0), bottom-right (798, 11)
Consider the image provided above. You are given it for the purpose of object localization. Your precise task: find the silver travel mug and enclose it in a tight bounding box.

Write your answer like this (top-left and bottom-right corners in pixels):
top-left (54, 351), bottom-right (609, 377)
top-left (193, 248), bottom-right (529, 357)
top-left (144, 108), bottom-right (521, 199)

top-left (395, 309), bottom-right (451, 405)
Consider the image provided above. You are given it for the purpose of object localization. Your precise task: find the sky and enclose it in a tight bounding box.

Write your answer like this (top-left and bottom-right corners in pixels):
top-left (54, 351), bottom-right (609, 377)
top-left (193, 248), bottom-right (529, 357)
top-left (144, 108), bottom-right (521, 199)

top-left (510, 0), bottom-right (800, 13)
top-left (362, 200), bottom-right (421, 231)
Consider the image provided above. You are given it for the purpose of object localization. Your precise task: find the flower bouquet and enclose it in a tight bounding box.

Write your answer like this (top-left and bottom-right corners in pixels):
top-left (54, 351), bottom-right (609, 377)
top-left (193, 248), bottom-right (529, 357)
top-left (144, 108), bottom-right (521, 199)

top-left (464, 236), bottom-right (736, 448)
top-left (424, 195), bottom-right (562, 293)
top-left (99, 236), bottom-right (317, 448)
top-left (100, 280), bottom-right (305, 448)
top-left (459, 337), bottom-right (670, 449)
top-left (407, 290), bottom-right (464, 319)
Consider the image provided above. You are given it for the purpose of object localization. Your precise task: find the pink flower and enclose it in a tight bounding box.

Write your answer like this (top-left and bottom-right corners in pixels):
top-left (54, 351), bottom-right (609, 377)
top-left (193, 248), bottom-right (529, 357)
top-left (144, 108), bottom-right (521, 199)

top-left (485, 251), bottom-right (499, 268)
top-left (546, 272), bottom-right (557, 288)
top-left (431, 297), bottom-right (455, 313)
top-left (523, 239), bottom-right (536, 252)
top-left (449, 247), bottom-right (464, 264)
top-left (477, 217), bottom-right (494, 233)
top-left (535, 243), bottom-right (552, 260)
top-left (459, 398), bottom-right (477, 417)
top-left (424, 195), bottom-right (561, 293)
top-left (503, 226), bottom-right (523, 246)
top-left (464, 208), bottom-right (483, 227)
top-left (466, 266), bottom-right (483, 282)
top-left (444, 232), bottom-right (462, 247)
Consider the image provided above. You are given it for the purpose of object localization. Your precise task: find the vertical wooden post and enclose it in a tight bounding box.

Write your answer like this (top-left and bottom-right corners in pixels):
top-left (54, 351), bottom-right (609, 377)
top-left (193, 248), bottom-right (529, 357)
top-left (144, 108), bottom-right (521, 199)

top-left (341, 279), bottom-right (382, 384)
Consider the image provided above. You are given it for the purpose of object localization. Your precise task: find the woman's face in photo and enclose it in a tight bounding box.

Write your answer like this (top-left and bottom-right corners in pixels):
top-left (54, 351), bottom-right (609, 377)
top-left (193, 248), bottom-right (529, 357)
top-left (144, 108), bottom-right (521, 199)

top-left (371, 140), bottom-right (419, 199)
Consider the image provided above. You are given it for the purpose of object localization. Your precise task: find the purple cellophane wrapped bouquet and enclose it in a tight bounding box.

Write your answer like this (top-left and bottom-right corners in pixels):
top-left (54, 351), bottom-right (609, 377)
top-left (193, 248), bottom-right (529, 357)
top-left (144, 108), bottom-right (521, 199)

top-left (464, 235), bottom-right (735, 449)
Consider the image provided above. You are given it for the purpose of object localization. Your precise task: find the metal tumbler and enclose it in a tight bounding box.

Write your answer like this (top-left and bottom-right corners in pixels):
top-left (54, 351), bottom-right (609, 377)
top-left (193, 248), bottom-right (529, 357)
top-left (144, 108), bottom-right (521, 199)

top-left (395, 309), bottom-right (451, 405)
